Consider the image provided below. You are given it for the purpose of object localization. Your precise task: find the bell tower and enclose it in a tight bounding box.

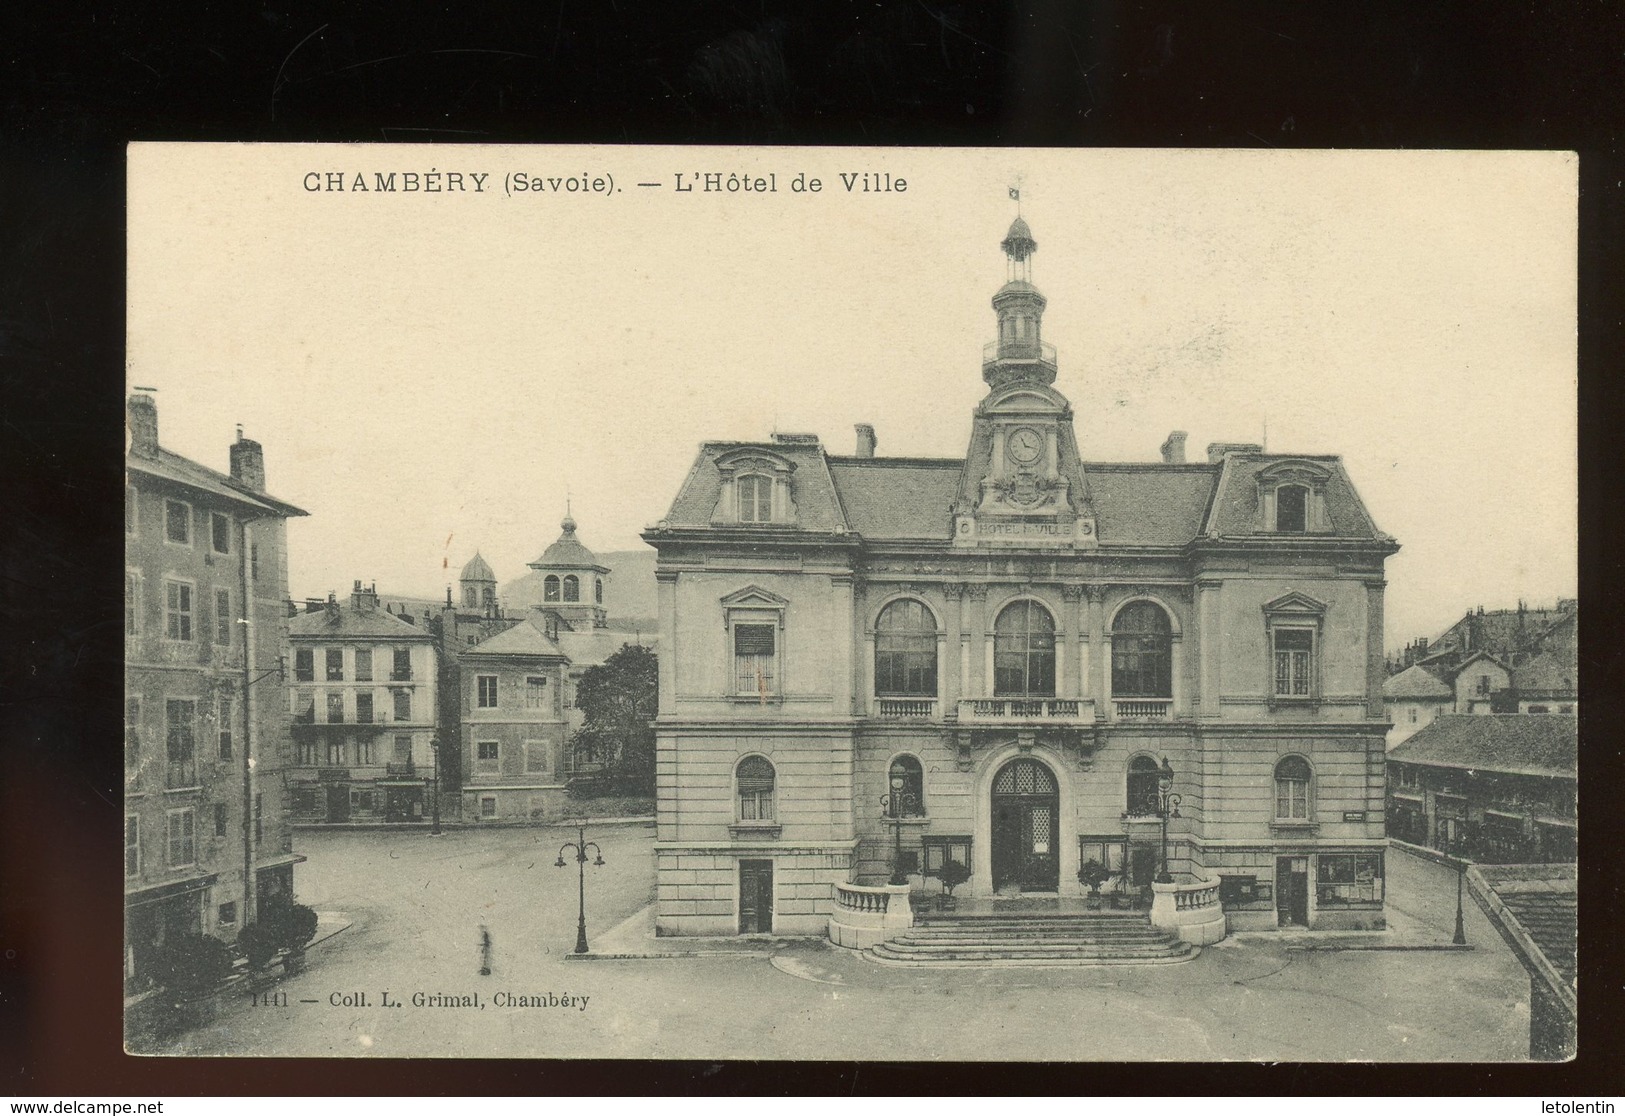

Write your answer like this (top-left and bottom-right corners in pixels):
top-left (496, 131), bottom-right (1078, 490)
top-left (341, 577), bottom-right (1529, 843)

top-left (984, 216), bottom-right (1057, 389)
top-left (953, 211), bottom-right (1098, 549)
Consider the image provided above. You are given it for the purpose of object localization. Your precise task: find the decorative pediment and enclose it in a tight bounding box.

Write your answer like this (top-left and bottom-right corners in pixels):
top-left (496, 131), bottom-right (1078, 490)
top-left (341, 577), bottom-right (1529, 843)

top-left (713, 447), bottom-right (796, 477)
top-left (1262, 590), bottom-right (1329, 617)
top-left (720, 585), bottom-right (790, 610)
top-left (1256, 459), bottom-right (1332, 486)
top-left (980, 381), bottom-right (1072, 417)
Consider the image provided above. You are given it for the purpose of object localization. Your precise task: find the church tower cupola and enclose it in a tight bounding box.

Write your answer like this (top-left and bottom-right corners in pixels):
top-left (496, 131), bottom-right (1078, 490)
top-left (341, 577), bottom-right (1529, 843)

top-left (985, 215), bottom-right (1057, 388)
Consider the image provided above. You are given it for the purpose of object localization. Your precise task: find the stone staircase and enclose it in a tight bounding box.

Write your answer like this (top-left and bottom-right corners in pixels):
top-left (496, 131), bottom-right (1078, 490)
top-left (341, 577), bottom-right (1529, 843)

top-left (868, 911), bottom-right (1196, 967)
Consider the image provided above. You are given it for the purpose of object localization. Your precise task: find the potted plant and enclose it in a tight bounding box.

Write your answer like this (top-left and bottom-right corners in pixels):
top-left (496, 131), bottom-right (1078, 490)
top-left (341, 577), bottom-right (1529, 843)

top-left (936, 859), bottom-right (971, 911)
top-left (1078, 859), bottom-right (1111, 910)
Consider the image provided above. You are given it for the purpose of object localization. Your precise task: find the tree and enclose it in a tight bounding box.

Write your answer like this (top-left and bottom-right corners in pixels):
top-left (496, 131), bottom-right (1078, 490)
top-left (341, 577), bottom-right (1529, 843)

top-left (569, 643), bottom-right (658, 794)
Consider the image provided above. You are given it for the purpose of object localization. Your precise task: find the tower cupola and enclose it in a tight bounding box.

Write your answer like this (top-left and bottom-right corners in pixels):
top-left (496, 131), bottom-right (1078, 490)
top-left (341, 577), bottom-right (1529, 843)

top-left (459, 551), bottom-right (498, 613)
top-left (984, 215), bottom-right (1057, 388)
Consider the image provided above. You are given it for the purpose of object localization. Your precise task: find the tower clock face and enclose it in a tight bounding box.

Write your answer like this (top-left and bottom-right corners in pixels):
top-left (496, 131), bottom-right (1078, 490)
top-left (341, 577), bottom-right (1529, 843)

top-left (1007, 427), bottom-right (1043, 465)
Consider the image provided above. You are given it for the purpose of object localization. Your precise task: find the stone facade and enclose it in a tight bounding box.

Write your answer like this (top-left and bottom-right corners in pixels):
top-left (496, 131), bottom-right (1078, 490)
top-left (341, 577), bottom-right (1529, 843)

top-left (124, 394), bottom-right (306, 991)
top-left (645, 218), bottom-right (1398, 937)
top-left (285, 584), bottom-right (440, 825)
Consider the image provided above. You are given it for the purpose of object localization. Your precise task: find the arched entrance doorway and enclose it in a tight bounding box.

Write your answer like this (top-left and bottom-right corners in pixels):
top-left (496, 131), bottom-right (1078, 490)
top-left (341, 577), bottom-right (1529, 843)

top-left (990, 757), bottom-right (1060, 892)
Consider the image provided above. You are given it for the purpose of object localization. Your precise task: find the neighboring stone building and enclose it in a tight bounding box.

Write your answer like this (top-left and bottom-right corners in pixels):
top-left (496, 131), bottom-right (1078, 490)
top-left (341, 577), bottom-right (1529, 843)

top-left (1386, 715), bottom-right (1576, 862)
top-left (285, 583), bottom-right (440, 825)
top-left (643, 217), bottom-right (1398, 937)
top-left (458, 616), bottom-right (571, 823)
top-left (1381, 663), bottom-right (1454, 749)
top-left (124, 393), bottom-right (306, 992)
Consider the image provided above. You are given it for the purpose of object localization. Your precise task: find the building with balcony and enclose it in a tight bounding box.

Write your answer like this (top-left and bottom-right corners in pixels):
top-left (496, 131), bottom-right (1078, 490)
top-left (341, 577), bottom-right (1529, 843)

top-left (644, 216), bottom-right (1398, 937)
top-left (124, 393), bottom-right (307, 992)
top-left (286, 583), bottom-right (439, 824)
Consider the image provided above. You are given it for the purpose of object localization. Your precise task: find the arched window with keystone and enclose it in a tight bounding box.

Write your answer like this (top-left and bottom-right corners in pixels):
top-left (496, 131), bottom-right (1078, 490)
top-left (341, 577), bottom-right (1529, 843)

top-left (875, 599), bottom-right (938, 698)
top-left (994, 599), bottom-right (1056, 696)
top-left (736, 755), bottom-right (776, 822)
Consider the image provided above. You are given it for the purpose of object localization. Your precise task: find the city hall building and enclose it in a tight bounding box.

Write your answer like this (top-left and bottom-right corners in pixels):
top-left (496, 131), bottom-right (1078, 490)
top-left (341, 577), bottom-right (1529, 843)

top-left (644, 218), bottom-right (1397, 938)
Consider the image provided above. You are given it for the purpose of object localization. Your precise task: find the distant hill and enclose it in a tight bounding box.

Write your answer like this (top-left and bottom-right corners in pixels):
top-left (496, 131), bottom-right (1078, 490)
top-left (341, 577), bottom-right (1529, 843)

top-left (500, 548), bottom-right (658, 627)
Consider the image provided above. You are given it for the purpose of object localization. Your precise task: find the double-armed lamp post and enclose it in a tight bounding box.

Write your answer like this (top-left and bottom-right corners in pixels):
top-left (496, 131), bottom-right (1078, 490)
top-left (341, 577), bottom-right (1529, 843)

top-left (554, 821), bottom-right (605, 954)
top-left (880, 772), bottom-right (919, 887)
top-left (1155, 757), bottom-right (1183, 884)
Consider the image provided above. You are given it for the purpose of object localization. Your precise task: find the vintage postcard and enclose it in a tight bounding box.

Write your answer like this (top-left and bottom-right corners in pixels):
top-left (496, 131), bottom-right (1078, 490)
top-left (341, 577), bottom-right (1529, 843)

top-left (123, 144), bottom-right (1576, 1060)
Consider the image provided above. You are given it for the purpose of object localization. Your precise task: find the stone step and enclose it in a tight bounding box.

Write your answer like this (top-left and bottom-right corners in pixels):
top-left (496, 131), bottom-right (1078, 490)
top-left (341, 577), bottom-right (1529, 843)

top-left (897, 929), bottom-right (1176, 948)
top-left (880, 938), bottom-right (1190, 956)
top-left (867, 949), bottom-right (1196, 968)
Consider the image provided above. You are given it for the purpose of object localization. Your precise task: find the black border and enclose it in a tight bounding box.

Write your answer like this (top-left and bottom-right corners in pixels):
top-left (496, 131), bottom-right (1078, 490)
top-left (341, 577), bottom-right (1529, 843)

top-left (2, 0), bottom-right (1621, 1097)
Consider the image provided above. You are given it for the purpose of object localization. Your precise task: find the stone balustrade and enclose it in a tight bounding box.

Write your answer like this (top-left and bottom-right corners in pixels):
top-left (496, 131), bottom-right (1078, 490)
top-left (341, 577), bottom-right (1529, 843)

top-left (828, 881), bottom-right (914, 949)
top-left (1150, 876), bottom-right (1227, 945)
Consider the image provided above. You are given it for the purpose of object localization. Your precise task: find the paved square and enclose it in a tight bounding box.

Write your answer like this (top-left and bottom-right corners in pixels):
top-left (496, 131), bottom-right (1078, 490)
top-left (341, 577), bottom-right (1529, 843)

top-left (147, 826), bottom-right (1534, 1061)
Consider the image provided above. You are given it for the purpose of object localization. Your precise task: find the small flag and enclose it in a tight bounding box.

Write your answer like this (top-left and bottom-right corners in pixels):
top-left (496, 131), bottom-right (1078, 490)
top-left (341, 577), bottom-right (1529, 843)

top-left (1009, 187), bottom-right (1020, 201)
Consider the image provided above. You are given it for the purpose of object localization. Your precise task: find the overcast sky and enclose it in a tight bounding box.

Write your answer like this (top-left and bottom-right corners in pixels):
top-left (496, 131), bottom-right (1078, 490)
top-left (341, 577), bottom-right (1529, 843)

top-left (128, 145), bottom-right (1575, 650)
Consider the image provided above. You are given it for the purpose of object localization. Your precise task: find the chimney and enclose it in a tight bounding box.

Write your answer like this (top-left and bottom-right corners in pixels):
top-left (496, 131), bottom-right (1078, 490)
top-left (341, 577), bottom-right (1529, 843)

top-left (1206, 441), bottom-right (1264, 463)
top-left (127, 394), bottom-right (159, 458)
top-left (1160, 431), bottom-right (1188, 464)
top-left (230, 428), bottom-right (266, 492)
top-left (854, 424), bottom-right (877, 458)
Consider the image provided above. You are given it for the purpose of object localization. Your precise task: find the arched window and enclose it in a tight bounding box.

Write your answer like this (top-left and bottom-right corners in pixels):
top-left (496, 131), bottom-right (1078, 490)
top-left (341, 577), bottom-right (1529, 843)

top-left (1274, 755), bottom-right (1313, 821)
top-left (736, 755), bottom-right (776, 822)
top-left (463, 586), bottom-right (477, 608)
top-left (594, 577), bottom-right (603, 604)
top-left (1126, 755), bottom-right (1160, 817)
top-left (874, 599), bottom-right (938, 697)
top-left (738, 474), bottom-right (772, 523)
top-left (481, 587), bottom-right (494, 608)
top-left (994, 600), bottom-right (1056, 696)
top-left (1112, 601), bottom-right (1172, 698)
top-left (543, 575), bottom-right (560, 602)
top-left (888, 756), bottom-right (925, 817)
top-left (562, 575), bottom-right (579, 602)
top-left (1276, 484), bottom-right (1308, 532)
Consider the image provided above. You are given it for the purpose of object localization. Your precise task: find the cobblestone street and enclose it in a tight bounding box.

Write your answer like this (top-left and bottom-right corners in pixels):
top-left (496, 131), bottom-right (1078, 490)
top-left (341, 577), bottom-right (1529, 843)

top-left (154, 827), bottom-right (1534, 1061)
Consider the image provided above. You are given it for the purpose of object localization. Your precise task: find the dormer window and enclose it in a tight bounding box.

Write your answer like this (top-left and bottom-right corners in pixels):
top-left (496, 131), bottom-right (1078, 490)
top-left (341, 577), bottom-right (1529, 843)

top-left (1257, 461), bottom-right (1332, 534)
top-left (1275, 485), bottom-right (1308, 532)
top-left (711, 448), bottom-right (798, 527)
top-left (738, 474), bottom-right (772, 523)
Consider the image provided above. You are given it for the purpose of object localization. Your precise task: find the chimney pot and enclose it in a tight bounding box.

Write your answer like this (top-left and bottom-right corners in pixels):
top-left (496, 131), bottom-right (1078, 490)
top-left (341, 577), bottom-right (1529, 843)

top-left (854, 423), bottom-right (877, 458)
top-left (1206, 441), bottom-right (1264, 463)
top-left (1160, 430), bottom-right (1188, 464)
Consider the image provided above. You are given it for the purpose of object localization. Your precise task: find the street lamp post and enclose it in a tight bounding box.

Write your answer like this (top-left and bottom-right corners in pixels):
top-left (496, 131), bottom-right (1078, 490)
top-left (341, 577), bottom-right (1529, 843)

top-left (429, 736), bottom-right (442, 836)
top-left (554, 821), bottom-right (605, 954)
top-left (1155, 757), bottom-right (1183, 885)
top-left (879, 772), bottom-right (918, 887)
top-left (1452, 856), bottom-right (1467, 945)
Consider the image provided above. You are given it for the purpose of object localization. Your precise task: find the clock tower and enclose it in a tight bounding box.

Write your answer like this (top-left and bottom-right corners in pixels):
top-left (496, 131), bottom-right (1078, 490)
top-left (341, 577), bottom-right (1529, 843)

top-left (952, 214), bottom-right (1099, 548)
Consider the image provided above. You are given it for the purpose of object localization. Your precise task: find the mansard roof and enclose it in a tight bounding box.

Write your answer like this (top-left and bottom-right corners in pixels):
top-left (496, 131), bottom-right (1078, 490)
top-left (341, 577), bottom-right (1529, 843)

top-left (657, 441), bottom-right (1389, 548)
top-left (660, 440), bottom-right (850, 533)
top-left (1201, 452), bottom-right (1383, 539)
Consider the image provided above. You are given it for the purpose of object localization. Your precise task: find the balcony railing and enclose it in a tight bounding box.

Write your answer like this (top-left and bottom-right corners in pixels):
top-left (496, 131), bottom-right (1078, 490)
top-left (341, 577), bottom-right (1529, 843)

top-left (875, 697), bottom-right (937, 719)
top-left (164, 758), bottom-right (199, 789)
top-left (386, 761), bottom-right (416, 777)
top-left (1114, 698), bottom-right (1173, 720)
top-left (956, 697), bottom-right (1093, 724)
top-left (390, 669), bottom-right (413, 682)
top-left (982, 339), bottom-right (1058, 368)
